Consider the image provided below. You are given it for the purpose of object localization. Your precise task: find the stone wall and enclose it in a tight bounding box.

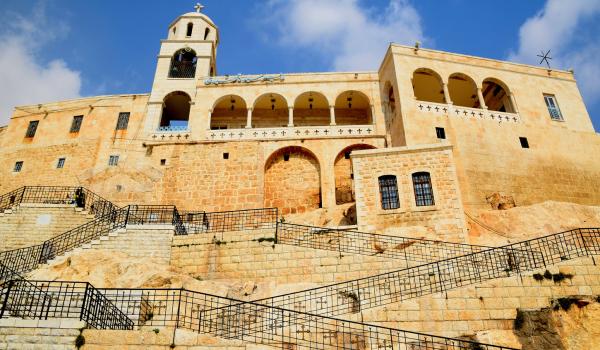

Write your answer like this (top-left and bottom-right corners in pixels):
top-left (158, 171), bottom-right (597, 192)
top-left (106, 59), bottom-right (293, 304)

top-left (358, 256), bottom-right (600, 341)
top-left (0, 318), bottom-right (84, 350)
top-left (170, 229), bottom-right (399, 285)
top-left (0, 204), bottom-right (94, 251)
top-left (352, 143), bottom-right (467, 242)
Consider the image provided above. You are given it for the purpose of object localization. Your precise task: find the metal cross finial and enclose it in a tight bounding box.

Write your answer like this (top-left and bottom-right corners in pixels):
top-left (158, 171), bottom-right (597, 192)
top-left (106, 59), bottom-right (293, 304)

top-left (194, 3), bottom-right (204, 13)
top-left (537, 49), bottom-right (552, 69)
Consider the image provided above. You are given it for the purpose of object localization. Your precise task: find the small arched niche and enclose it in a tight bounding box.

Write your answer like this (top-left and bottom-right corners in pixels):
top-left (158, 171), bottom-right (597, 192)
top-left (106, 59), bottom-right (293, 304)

top-left (482, 78), bottom-right (515, 112)
top-left (293, 92), bottom-right (330, 126)
top-left (334, 91), bottom-right (371, 125)
top-left (448, 73), bottom-right (479, 108)
top-left (412, 68), bottom-right (445, 103)
top-left (210, 95), bottom-right (248, 130)
top-left (160, 91), bottom-right (191, 131)
top-left (169, 48), bottom-right (197, 79)
top-left (252, 93), bottom-right (289, 128)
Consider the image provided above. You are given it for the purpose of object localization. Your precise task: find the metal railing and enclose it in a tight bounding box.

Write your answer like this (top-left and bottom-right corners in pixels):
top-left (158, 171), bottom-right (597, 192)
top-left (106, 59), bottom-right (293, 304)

top-left (0, 280), bottom-right (134, 330)
top-left (169, 61), bottom-right (196, 79)
top-left (0, 186), bottom-right (118, 219)
top-left (126, 205), bottom-right (187, 236)
top-left (277, 222), bottom-right (492, 266)
top-left (182, 208), bottom-right (278, 236)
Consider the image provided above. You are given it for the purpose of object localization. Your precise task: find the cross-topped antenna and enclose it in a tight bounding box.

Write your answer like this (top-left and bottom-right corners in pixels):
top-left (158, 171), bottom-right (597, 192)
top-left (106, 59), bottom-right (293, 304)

top-left (537, 49), bottom-right (552, 69)
top-left (194, 3), bottom-right (204, 13)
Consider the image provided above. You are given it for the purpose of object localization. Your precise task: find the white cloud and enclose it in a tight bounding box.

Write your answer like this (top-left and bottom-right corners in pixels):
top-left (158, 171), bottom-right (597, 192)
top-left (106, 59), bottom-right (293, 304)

top-left (509, 0), bottom-right (600, 109)
top-left (0, 5), bottom-right (81, 126)
top-left (262, 0), bottom-right (424, 71)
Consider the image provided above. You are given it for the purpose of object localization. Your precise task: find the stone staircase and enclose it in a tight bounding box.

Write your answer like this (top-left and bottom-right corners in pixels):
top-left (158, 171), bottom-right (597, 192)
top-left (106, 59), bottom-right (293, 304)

top-left (45, 224), bottom-right (175, 265)
top-left (0, 204), bottom-right (96, 252)
top-left (0, 318), bottom-right (84, 350)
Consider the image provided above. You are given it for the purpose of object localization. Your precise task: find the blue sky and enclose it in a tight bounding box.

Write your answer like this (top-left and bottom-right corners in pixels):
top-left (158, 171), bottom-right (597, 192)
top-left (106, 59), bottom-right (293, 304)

top-left (1, 0), bottom-right (599, 130)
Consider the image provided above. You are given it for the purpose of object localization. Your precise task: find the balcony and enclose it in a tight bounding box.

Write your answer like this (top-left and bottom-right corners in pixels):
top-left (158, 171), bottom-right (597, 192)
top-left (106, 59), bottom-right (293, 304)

top-left (150, 125), bottom-right (190, 142)
top-left (207, 125), bottom-right (377, 141)
top-left (415, 101), bottom-right (520, 124)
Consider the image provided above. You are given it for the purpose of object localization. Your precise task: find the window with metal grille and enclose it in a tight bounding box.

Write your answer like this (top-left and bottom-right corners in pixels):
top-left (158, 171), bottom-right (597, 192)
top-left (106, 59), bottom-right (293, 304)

top-left (412, 172), bottom-right (435, 206)
top-left (56, 158), bottom-right (66, 169)
top-left (435, 127), bottom-right (446, 139)
top-left (378, 175), bottom-right (400, 210)
top-left (13, 161), bottom-right (23, 172)
top-left (108, 155), bottom-right (119, 166)
top-left (115, 112), bottom-right (130, 130)
top-left (544, 94), bottom-right (563, 121)
top-left (25, 121), bottom-right (39, 138)
top-left (70, 115), bottom-right (83, 133)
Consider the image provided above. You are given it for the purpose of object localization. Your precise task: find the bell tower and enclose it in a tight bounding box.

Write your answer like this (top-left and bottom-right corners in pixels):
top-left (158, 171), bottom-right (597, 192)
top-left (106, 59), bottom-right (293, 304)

top-left (146, 3), bottom-right (219, 133)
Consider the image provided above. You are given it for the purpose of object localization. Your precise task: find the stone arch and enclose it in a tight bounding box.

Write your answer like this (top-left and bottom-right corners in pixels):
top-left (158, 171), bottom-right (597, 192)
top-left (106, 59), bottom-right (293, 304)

top-left (210, 95), bottom-right (248, 129)
top-left (252, 93), bottom-right (289, 128)
top-left (448, 73), bottom-right (479, 108)
top-left (293, 91), bottom-right (330, 126)
top-left (412, 68), bottom-right (445, 103)
top-left (160, 91), bottom-right (191, 130)
top-left (482, 78), bottom-right (515, 112)
top-left (334, 144), bottom-right (377, 204)
top-left (169, 48), bottom-right (197, 78)
top-left (264, 146), bottom-right (321, 214)
top-left (334, 90), bottom-right (371, 125)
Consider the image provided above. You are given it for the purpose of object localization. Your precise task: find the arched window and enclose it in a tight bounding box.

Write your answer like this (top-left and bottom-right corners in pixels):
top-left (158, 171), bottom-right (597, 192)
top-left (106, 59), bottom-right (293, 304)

top-left (334, 90), bottom-right (371, 125)
top-left (186, 23), bottom-right (193, 37)
top-left (412, 69), bottom-right (445, 103)
top-left (378, 175), bottom-right (399, 210)
top-left (448, 73), bottom-right (478, 108)
top-left (159, 91), bottom-right (191, 131)
top-left (412, 172), bottom-right (434, 206)
top-left (169, 49), bottom-right (197, 78)
top-left (482, 78), bottom-right (515, 112)
top-left (204, 27), bottom-right (210, 40)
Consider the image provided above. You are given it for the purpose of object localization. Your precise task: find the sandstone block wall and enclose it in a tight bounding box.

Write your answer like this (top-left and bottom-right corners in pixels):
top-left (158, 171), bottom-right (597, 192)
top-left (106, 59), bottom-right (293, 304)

top-left (358, 256), bottom-right (600, 339)
top-left (170, 229), bottom-right (400, 285)
top-left (0, 318), bottom-right (84, 350)
top-left (352, 144), bottom-right (467, 242)
top-left (0, 204), bottom-right (94, 251)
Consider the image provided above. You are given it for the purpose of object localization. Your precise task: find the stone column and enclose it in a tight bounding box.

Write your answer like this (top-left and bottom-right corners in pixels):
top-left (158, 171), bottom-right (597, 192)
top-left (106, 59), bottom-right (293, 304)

top-left (477, 88), bottom-right (488, 110)
top-left (288, 106), bottom-right (294, 127)
top-left (370, 104), bottom-right (376, 125)
top-left (207, 109), bottom-right (213, 130)
top-left (509, 93), bottom-right (519, 113)
top-left (442, 82), bottom-right (452, 105)
top-left (329, 105), bottom-right (336, 126)
top-left (246, 108), bottom-right (252, 128)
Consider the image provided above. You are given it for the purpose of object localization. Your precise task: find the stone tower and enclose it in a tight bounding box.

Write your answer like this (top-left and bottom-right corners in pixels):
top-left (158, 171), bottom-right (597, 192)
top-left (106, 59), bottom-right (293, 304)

top-left (145, 4), bottom-right (219, 133)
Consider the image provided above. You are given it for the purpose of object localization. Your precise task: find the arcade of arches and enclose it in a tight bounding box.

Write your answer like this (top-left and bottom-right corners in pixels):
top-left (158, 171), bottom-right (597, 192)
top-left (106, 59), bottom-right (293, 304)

top-left (264, 147), bottom-right (321, 215)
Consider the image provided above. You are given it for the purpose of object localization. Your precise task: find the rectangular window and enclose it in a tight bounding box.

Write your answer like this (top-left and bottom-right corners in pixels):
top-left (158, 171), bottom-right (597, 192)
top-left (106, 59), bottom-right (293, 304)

top-left (56, 158), bottom-right (66, 169)
top-left (519, 137), bottom-right (529, 149)
top-left (544, 94), bottom-right (563, 121)
top-left (25, 121), bottom-right (39, 138)
top-left (115, 112), bottom-right (130, 130)
top-left (378, 175), bottom-right (400, 210)
top-left (13, 161), bottom-right (23, 172)
top-left (70, 115), bottom-right (83, 133)
top-left (435, 127), bottom-right (446, 139)
top-left (108, 155), bottom-right (119, 166)
top-left (413, 172), bottom-right (435, 207)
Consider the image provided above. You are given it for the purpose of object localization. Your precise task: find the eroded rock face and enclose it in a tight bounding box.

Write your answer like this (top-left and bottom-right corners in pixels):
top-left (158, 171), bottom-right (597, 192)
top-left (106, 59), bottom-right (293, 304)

top-left (486, 192), bottom-right (516, 210)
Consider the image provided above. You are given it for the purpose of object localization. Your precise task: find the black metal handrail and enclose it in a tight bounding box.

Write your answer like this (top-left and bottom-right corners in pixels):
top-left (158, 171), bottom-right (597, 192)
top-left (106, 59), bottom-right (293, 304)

top-left (181, 208), bottom-right (278, 236)
top-left (0, 186), bottom-right (119, 219)
top-left (1, 280), bottom-right (133, 330)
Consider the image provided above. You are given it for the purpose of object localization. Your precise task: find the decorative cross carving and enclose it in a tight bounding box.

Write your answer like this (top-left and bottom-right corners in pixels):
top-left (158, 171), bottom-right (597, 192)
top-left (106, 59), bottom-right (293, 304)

top-left (297, 325), bottom-right (311, 339)
top-left (323, 330), bottom-right (337, 344)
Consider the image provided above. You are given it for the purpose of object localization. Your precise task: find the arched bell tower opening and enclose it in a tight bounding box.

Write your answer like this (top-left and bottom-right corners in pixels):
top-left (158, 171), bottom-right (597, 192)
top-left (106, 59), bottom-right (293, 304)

top-left (169, 48), bottom-right (197, 79)
top-left (160, 91), bottom-right (191, 131)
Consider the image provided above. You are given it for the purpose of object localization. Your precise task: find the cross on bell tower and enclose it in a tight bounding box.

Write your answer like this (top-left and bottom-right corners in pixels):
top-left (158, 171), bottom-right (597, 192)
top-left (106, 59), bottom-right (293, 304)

top-left (194, 3), bottom-right (204, 13)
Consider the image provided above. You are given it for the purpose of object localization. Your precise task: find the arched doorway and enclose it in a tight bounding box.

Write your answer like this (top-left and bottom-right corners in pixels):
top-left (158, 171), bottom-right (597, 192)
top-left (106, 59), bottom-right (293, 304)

top-left (160, 91), bottom-right (191, 130)
top-left (264, 146), bottom-right (321, 214)
top-left (210, 95), bottom-right (247, 129)
top-left (334, 144), bottom-right (377, 204)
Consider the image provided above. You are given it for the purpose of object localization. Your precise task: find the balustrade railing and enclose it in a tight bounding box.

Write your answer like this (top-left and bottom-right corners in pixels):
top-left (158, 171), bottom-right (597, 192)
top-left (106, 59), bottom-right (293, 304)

top-left (182, 208), bottom-right (278, 235)
top-left (415, 101), bottom-right (520, 124)
top-left (207, 125), bottom-right (376, 141)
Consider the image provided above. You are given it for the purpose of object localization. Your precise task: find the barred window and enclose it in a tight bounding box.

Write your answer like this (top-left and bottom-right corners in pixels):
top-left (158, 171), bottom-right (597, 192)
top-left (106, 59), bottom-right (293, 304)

top-left (378, 175), bottom-right (400, 210)
top-left (108, 155), bottom-right (119, 166)
top-left (412, 172), bottom-right (435, 206)
top-left (70, 115), bottom-right (83, 133)
top-left (13, 161), bottom-right (23, 172)
top-left (25, 121), bottom-right (39, 138)
top-left (116, 112), bottom-right (130, 130)
top-left (544, 94), bottom-right (563, 121)
top-left (56, 158), bottom-right (66, 169)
